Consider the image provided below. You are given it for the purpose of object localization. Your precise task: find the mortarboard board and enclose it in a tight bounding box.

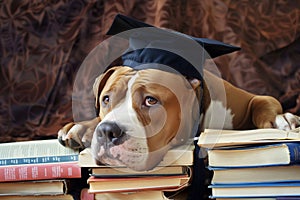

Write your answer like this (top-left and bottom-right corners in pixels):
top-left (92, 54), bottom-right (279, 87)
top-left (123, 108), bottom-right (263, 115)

top-left (106, 14), bottom-right (240, 80)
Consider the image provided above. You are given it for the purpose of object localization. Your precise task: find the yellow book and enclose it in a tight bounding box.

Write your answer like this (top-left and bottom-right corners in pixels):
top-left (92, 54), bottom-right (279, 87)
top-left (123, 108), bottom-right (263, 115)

top-left (91, 165), bottom-right (189, 177)
top-left (0, 179), bottom-right (67, 196)
top-left (88, 175), bottom-right (190, 193)
top-left (0, 195), bottom-right (73, 200)
top-left (94, 190), bottom-right (169, 200)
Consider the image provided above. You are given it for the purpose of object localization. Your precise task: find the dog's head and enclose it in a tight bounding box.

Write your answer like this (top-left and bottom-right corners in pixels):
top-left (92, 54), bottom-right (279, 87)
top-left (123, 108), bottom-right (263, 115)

top-left (90, 66), bottom-right (202, 171)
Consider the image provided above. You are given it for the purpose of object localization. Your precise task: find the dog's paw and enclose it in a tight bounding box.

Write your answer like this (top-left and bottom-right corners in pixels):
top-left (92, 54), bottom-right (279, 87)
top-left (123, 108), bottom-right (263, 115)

top-left (58, 118), bottom-right (99, 150)
top-left (274, 112), bottom-right (300, 130)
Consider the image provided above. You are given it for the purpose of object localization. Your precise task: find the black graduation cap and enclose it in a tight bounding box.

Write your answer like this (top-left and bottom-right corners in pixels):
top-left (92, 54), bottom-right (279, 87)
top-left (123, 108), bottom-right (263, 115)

top-left (106, 14), bottom-right (240, 80)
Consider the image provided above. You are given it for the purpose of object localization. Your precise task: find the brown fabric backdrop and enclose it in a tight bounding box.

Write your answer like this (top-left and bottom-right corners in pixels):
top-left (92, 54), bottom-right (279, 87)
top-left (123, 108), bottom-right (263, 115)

top-left (1, 0), bottom-right (300, 142)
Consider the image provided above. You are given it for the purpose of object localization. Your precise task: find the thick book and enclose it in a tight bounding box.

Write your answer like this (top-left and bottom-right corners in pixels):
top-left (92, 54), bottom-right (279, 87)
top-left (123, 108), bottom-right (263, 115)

top-left (215, 198), bottom-right (292, 200)
top-left (0, 162), bottom-right (81, 182)
top-left (210, 165), bottom-right (300, 184)
top-left (79, 145), bottom-right (194, 168)
top-left (215, 198), bottom-right (300, 200)
top-left (0, 179), bottom-right (68, 196)
top-left (0, 139), bottom-right (79, 166)
top-left (87, 174), bottom-right (190, 193)
top-left (209, 182), bottom-right (300, 198)
top-left (80, 188), bottom-right (170, 200)
top-left (95, 191), bottom-right (169, 200)
top-left (198, 128), bottom-right (300, 148)
top-left (207, 142), bottom-right (300, 167)
top-left (91, 165), bottom-right (190, 178)
top-left (0, 194), bottom-right (74, 199)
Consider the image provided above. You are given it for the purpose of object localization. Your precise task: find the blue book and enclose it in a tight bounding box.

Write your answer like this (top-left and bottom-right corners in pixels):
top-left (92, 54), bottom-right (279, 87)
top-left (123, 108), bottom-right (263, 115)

top-left (209, 182), bottom-right (300, 198)
top-left (207, 143), bottom-right (300, 168)
top-left (212, 197), bottom-right (300, 200)
top-left (209, 165), bottom-right (300, 185)
top-left (0, 139), bottom-right (79, 166)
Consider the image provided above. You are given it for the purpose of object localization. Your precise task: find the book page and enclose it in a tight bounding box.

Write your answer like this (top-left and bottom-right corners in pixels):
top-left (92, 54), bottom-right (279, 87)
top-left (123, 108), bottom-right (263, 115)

top-left (0, 139), bottom-right (78, 159)
top-left (198, 128), bottom-right (300, 148)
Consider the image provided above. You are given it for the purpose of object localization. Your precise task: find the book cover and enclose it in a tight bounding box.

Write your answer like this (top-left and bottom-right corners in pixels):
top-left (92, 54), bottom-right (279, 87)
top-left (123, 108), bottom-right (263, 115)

top-left (91, 166), bottom-right (190, 178)
top-left (80, 188), bottom-right (170, 200)
top-left (87, 175), bottom-right (190, 193)
top-left (215, 198), bottom-right (277, 200)
top-left (94, 190), bottom-right (169, 200)
top-left (207, 143), bottom-right (300, 167)
top-left (0, 139), bottom-right (79, 166)
top-left (214, 197), bottom-right (300, 200)
top-left (0, 194), bottom-right (74, 199)
top-left (0, 179), bottom-right (68, 196)
top-left (198, 128), bottom-right (300, 148)
top-left (209, 182), bottom-right (300, 198)
top-left (0, 162), bottom-right (81, 182)
top-left (209, 165), bottom-right (300, 184)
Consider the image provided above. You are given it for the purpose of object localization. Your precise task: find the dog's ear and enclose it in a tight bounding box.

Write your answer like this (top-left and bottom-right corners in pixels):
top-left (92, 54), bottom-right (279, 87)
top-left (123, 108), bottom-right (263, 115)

top-left (201, 80), bottom-right (211, 114)
top-left (93, 67), bottom-right (117, 113)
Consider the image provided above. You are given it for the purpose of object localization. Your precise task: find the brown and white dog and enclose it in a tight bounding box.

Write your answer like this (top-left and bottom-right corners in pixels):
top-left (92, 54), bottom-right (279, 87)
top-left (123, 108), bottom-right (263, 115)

top-left (58, 66), bottom-right (300, 171)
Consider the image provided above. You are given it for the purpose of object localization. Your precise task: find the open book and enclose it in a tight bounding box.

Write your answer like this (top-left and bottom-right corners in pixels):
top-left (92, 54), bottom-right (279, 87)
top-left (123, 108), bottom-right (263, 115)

top-left (197, 127), bottom-right (300, 148)
top-left (0, 139), bottom-right (79, 165)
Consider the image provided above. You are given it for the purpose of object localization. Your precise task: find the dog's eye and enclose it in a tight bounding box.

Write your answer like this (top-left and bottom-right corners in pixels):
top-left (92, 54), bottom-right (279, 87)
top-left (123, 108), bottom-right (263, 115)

top-left (144, 96), bottom-right (158, 107)
top-left (102, 95), bottom-right (110, 105)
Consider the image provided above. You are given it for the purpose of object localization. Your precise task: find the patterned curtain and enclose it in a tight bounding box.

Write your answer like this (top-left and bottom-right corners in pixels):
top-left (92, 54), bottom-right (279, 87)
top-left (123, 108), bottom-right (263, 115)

top-left (1, 0), bottom-right (299, 142)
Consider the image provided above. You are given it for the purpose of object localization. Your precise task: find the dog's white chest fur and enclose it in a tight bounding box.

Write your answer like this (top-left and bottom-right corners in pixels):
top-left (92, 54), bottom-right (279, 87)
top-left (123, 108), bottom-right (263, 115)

top-left (203, 100), bottom-right (234, 129)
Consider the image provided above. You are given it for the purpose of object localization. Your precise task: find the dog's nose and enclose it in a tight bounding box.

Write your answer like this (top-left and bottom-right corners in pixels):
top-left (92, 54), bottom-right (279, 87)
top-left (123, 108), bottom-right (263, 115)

top-left (96, 122), bottom-right (124, 142)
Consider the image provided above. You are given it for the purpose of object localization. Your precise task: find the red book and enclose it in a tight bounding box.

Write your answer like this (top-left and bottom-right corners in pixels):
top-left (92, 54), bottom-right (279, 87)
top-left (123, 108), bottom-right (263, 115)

top-left (81, 188), bottom-right (95, 200)
top-left (0, 162), bottom-right (81, 182)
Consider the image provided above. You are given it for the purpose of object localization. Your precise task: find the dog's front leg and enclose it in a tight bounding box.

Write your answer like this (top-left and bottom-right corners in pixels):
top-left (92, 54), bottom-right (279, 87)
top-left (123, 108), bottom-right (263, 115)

top-left (251, 96), bottom-right (300, 130)
top-left (58, 117), bottom-right (100, 149)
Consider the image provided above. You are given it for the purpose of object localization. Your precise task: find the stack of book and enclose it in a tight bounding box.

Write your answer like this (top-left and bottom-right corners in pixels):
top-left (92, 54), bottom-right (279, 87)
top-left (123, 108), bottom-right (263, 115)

top-left (198, 128), bottom-right (300, 199)
top-left (78, 145), bottom-right (194, 200)
top-left (0, 139), bottom-right (81, 199)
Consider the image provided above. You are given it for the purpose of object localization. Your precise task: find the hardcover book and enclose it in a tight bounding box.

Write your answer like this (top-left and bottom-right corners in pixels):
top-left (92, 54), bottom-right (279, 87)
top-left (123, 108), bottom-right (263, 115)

top-left (207, 142), bottom-right (300, 167)
top-left (80, 188), bottom-right (170, 200)
top-left (210, 182), bottom-right (300, 198)
top-left (215, 198), bottom-right (286, 200)
top-left (87, 174), bottom-right (190, 193)
top-left (91, 165), bottom-right (190, 178)
top-left (210, 165), bottom-right (300, 184)
top-left (0, 195), bottom-right (74, 199)
top-left (0, 179), bottom-right (68, 196)
top-left (0, 162), bottom-right (81, 182)
top-left (94, 191), bottom-right (169, 200)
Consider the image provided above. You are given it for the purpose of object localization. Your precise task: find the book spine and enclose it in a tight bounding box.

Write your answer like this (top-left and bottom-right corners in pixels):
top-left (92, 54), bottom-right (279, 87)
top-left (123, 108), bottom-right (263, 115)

top-left (0, 155), bottom-right (78, 166)
top-left (287, 143), bottom-right (300, 164)
top-left (0, 162), bottom-right (81, 182)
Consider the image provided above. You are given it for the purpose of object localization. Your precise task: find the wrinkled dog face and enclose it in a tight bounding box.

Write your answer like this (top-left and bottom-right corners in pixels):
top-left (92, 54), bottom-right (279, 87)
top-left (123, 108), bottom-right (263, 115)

top-left (91, 66), bottom-right (200, 171)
